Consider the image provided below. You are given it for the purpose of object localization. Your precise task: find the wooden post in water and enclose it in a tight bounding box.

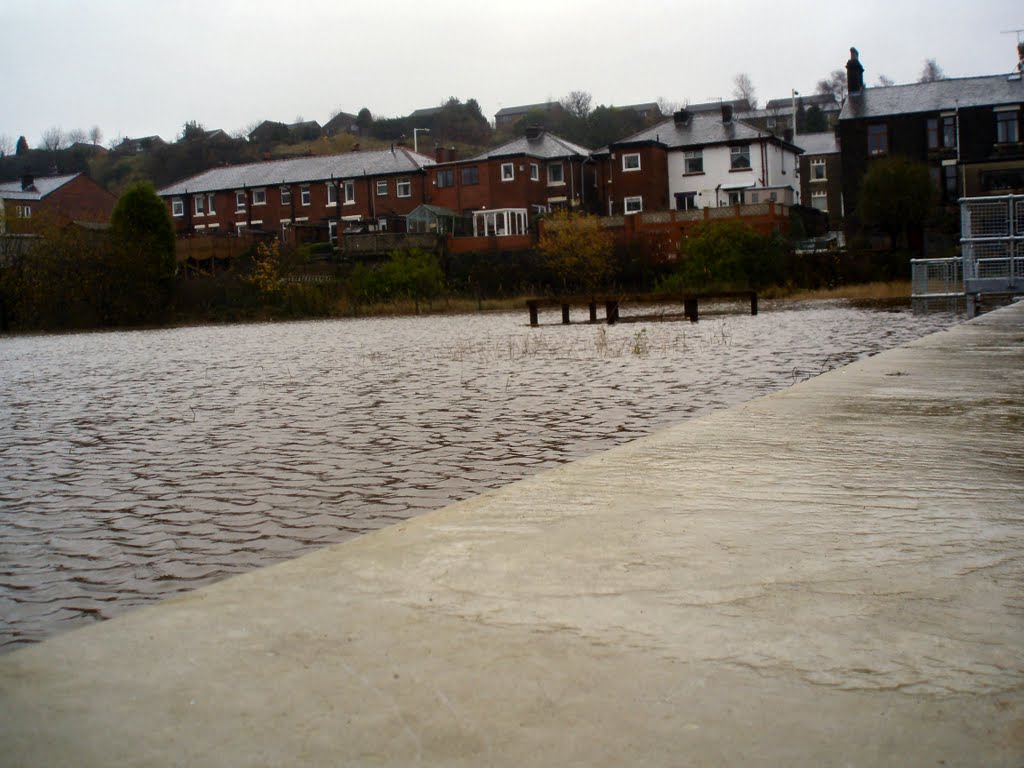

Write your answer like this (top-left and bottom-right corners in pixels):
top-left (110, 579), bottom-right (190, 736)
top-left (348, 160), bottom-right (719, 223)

top-left (561, 304), bottom-right (571, 324)
top-left (605, 300), bottom-right (619, 325)
top-left (589, 302), bottom-right (598, 323)
top-left (750, 292), bottom-right (758, 316)
top-left (684, 297), bottom-right (699, 322)
top-left (528, 301), bottom-right (539, 327)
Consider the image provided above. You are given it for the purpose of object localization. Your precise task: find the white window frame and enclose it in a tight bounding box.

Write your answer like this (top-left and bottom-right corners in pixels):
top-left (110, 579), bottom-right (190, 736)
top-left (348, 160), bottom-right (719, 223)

top-left (622, 153), bottom-right (641, 172)
top-left (396, 178), bottom-right (411, 198)
top-left (327, 183), bottom-right (338, 207)
top-left (810, 158), bottom-right (826, 181)
top-left (730, 145), bottom-right (751, 170)
top-left (547, 162), bottom-right (564, 185)
top-left (624, 196), bottom-right (643, 214)
top-left (501, 163), bottom-right (514, 182)
top-left (376, 179), bottom-right (388, 196)
top-left (193, 195), bottom-right (204, 216)
top-left (172, 198), bottom-right (184, 217)
top-left (252, 188), bottom-right (266, 206)
top-left (328, 220), bottom-right (338, 245)
top-left (207, 193), bottom-right (215, 214)
top-left (683, 150), bottom-right (703, 174)
top-left (811, 190), bottom-right (828, 212)
top-left (995, 107), bottom-right (1019, 145)
top-left (280, 187), bottom-right (291, 205)
top-left (235, 191), bottom-right (246, 212)
top-left (530, 163), bottom-right (539, 181)
top-left (300, 185), bottom-right (311, 206)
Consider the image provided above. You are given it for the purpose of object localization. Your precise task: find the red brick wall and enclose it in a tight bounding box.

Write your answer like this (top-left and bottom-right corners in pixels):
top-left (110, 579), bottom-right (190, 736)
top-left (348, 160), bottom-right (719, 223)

top-left (427, 156), bottom-right (590, 213)
top-left (597, 145), bottom-right (670, 215)
top-left (3, 175), bottom-right (115, 233)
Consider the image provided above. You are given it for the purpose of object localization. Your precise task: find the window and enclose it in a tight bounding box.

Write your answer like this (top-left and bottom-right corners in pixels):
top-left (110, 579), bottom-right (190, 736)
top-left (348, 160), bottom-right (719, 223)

top-left (280, 187), bottom-right (291, 205)
top-left (501, 163), bottom-right (514, 181)
top-left (460, 166), bottom-right (479, 185)
top-left (396, 178), bottom-right (411, 198)
top-left (996, 109), bottom-right (1019, 144)
top-left (750, 192), bottom-right (759, 203)
top-left (530, 163), bottom-right (539, 181)
top-left (328, 220), bottom-right (338, 245)
top-left (376, 179), bottom-right (388, 196)
top-left (622, 153), bottom-right (641, 172)
top-left (624, 196), bottom-right (643, 214)
top-left (867, 124), bottom-right (888, 156)
top-left (235, 191), bottom-right (246, 212)
top-left (927, 116), bottom-right (957, 150)
top-left (252, 188), bottom-right (266, 206)
top-left (194, 195), bottom-right (204, 215)
top-left (728, 191), bottom-right (743, 205)
top-left (172, 198), bottom-right (184, 217)
top-left (675, 192), bottom-right (697, 211)
top-left (811, 159), bottom-right (826, 181)
top-left (730, 145), bottom-right (751, 170)
top-left (547, 163), bottom-right (564, 185)
top-left (436, 169), bottom-right (454, 188)
top-left (683, 150), bottom-right (703, 174)
top-left (300, 185), bottom-right (310, 206)
top-left (327, 184), bottom-right (337, 206)
top-left (943, 163), bottom-right (958, 201)
top-left (811, 190), bottom-right (828, 212)
top-left (207, 193), bottom-right (215, 214)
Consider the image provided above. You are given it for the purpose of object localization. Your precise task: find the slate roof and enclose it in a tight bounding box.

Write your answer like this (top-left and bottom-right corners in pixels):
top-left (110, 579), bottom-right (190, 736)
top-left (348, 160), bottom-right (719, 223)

top-left (467, 131), bottom-right (591, 161)
top-left (794, 131), bottom-right (840, 155)
top-left (601, 112), bottom-right (793, 153)
top-left (494, 101), bottom-right (561, 118)
top-left (157, 149), bottom-right (434, 197)
top-left (765, 93), bottom-right (839, 111)
top-left (841, 74), bottom-right (1024, 120)
top-left (684, 98), bottom-right (751, 114)
top-left (409, 106), bottom-right (443, 119)
top-left (0, 173), bottom-right (81, 201)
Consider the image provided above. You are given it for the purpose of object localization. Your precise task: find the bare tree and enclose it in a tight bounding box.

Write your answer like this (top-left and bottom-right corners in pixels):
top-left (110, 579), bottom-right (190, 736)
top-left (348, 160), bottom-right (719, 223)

top-left (656, 96), bottom-right (681, 116)
top-left (41, 126), bottom-right (66, 151)
top-left (732, 73), bottom-right (758, 109)
top-left (89, 125), bottom-right (103, 146)
top-left (816, 70), bottom-right (849, 108)
top-left (66, 128), bottom-right (88, 145)
top-left (0, 134), bottom-right (13, 157)
top-left (560, 90), bottom-right (593, 120)
top-left (876, 74), bottom-right (895, 87)
top-left (919, 59), bottom-right (945, 82)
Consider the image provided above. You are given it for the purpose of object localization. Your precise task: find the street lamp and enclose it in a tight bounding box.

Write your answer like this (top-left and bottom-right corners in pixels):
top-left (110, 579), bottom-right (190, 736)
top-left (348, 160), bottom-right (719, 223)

top-left (413, 128), bottom-right (430, 154)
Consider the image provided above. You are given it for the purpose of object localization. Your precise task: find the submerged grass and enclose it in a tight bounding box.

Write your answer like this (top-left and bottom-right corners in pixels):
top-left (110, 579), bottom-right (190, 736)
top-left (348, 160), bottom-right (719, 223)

top-left (763, 280), bottom-right (912, 302)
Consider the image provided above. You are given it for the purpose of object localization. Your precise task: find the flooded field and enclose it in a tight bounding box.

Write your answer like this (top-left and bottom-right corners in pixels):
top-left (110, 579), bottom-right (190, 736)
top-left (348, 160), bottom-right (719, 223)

top-left (0, 301), bottom-right (956, 650)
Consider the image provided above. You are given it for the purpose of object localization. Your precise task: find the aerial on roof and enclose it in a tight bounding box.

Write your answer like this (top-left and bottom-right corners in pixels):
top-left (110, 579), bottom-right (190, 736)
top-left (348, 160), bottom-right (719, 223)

top-left (841, 74), bottom-right (1024, 120)
top-left (0, 173), bottom-right (82, 201)
top-left (601, 112), bottom-right (795, 153)
top-left (466, 130), bottom-right (591, 161)
top-left (157, 148), bottom-right (434, 197)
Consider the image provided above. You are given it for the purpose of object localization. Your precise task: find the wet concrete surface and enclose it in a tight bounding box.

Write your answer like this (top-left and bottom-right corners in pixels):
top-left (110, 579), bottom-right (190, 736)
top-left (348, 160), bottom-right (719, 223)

top-left (0, 301), bottom-right (1021, 766)
top-left (0, 302), bottom-right (954, 650)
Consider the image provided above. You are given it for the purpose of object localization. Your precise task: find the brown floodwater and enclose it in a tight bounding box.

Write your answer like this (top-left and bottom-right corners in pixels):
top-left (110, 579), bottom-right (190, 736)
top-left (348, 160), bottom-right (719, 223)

top-left (0, 301), bottom-right (957, 651)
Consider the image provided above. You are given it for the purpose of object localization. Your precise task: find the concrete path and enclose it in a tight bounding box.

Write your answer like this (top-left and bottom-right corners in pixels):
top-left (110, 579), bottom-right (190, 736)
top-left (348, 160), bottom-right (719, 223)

top-left (2, 303), bottom-right (1022, 767)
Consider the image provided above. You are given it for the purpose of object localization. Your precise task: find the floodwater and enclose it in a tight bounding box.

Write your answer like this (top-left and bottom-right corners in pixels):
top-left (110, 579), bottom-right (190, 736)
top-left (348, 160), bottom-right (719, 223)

top-left (0, 301), bottom-right (956, 651)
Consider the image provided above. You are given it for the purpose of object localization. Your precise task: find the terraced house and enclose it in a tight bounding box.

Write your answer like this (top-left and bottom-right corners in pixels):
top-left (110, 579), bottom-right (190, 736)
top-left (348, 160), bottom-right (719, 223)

top-left (157, 147), bottom-right (434, 244)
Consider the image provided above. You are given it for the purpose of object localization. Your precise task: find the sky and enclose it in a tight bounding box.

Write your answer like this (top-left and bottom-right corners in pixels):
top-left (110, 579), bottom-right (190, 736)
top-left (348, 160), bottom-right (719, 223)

top-left (2, 0), bottom-right (1022, 150)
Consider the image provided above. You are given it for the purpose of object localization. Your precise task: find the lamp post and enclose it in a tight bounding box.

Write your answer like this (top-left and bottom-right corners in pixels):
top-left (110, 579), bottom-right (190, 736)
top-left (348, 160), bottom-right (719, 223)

top-left (413, 128), bottom-right (430, 154)
top-left (791, 90), bottom-right (799, 140)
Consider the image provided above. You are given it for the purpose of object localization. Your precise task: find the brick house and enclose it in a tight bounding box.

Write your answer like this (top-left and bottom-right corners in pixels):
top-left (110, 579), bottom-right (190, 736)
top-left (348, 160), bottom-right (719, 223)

top-left (425, 128), bottom-right (593, 245)
top-left (0, 173), bottom-right (116, 234)
top-left (838, 46), bottom-right (1024, 230)
top-left (157, 148), bottom-right (434, 244)
top-left (595, 106), bottom-right (803, 216)
top-left (796, 131), bottom-right (843, 228)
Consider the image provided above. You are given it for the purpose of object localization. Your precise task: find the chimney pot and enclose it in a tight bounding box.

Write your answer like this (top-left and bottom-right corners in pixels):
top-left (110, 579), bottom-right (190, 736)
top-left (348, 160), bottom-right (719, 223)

top-left (20, 174), bottom-right (34, 191)
top-left (525, 125), bottom-right (543, 140)
top-left (721, 104), bottom-right (734, 123)
top-left (847, 46), bottom-right (865, 95)
top-left (673, 109), bottom-right (691, 126)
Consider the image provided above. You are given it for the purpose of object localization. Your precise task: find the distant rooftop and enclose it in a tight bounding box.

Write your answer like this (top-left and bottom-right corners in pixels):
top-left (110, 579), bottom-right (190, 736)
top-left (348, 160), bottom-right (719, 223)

top-left (841, 73), bottom-right (1024, 120)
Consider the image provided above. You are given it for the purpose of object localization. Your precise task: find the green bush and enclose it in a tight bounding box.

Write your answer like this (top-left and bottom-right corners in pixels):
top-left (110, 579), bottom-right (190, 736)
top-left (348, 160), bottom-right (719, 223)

top-left (661, 220), bottom-right (786, 293)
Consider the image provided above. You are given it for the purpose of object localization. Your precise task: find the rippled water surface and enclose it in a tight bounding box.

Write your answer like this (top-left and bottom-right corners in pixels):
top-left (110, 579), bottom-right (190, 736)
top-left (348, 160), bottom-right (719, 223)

top-left (0, 302), bottom-right (956, 650)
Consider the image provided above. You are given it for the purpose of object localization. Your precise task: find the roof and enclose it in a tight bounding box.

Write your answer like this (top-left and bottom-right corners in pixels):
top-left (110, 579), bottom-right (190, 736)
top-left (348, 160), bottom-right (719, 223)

top-left (409, 106), bottom-right (443, 119)
top-left (841, 74), bottom-right (1024, 120)
top-left (157, 149), bottom-right (435, 197)
top-left (494, 101), bottom-right (561, 118)
top-left (603, 112), bottom-right (795, 153)
top-left (408, 204), bottom-right (459, 218)
top-left (684, 98), bottom-right (751, 114)
top-left (619, 102), bottom-right (661, 114)
top-left (467, 131), bottom-right (591, 161)
top-left (0, 173), bottom-right (81, 201)
top-left (765, 93), bottom-right (839, 111)
top-left (795, 131), bottom-right (840, 155)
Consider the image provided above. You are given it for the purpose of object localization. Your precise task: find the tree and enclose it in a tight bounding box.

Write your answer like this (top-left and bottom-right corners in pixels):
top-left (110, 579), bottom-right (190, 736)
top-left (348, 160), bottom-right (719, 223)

top-left (732, 73), bottom-right (758, 109)
top-left (16, 136), bottom-right (29, 155)
top-left (180, 120), bottom-right (206, 142)
top-left (66, 128), bottom-right (88, 145)
top-left (656, 97), bottom-right (681, 116)
top-left (670, 219), bottom-right (785, 291)
top-left (41, 126), bottom-right (66, 151)
top-left (803, 105), bottom-right (828, 133)
top-left (816, 69), bottom-right (848, 108)
top-left (89, 125), bottom-right (103, 146)
top-left (355, 107), bottom-right (373, 134)
top-left (858, 157), bottom-right (934, 251)
top-left (537, 210), bottom-right (613, 292)
top-left (876, 74), bottom-right (895, 87)
top-left (110, 181), bottom-right (177, 285)
top-left (919, 59), bottom-right (945, 82)
top-left (561, 90), bottom-right (593, 120)
top-left (0, 135), bottom-right (12, 157)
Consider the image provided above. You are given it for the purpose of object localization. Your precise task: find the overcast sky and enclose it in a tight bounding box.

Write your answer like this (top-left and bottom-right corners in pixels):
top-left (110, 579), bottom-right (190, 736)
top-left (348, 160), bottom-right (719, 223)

top-left (2, 0), bottom-right (1021, 150)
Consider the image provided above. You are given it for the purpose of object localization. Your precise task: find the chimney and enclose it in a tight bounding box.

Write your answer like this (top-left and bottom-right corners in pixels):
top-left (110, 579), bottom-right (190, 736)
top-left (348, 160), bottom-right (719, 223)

top-left (20, 174), bottom-right (34, 191)
top-left (525, 125), bottom-right (543, 140)
top-left (673, 109), bottom-right (691, 126)
top-left (721, 104), bottom-right (733, 123)
top-left (847, 46), bottom-right (865, 95)
top-left (448, 146), bottom-right (457, 162)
